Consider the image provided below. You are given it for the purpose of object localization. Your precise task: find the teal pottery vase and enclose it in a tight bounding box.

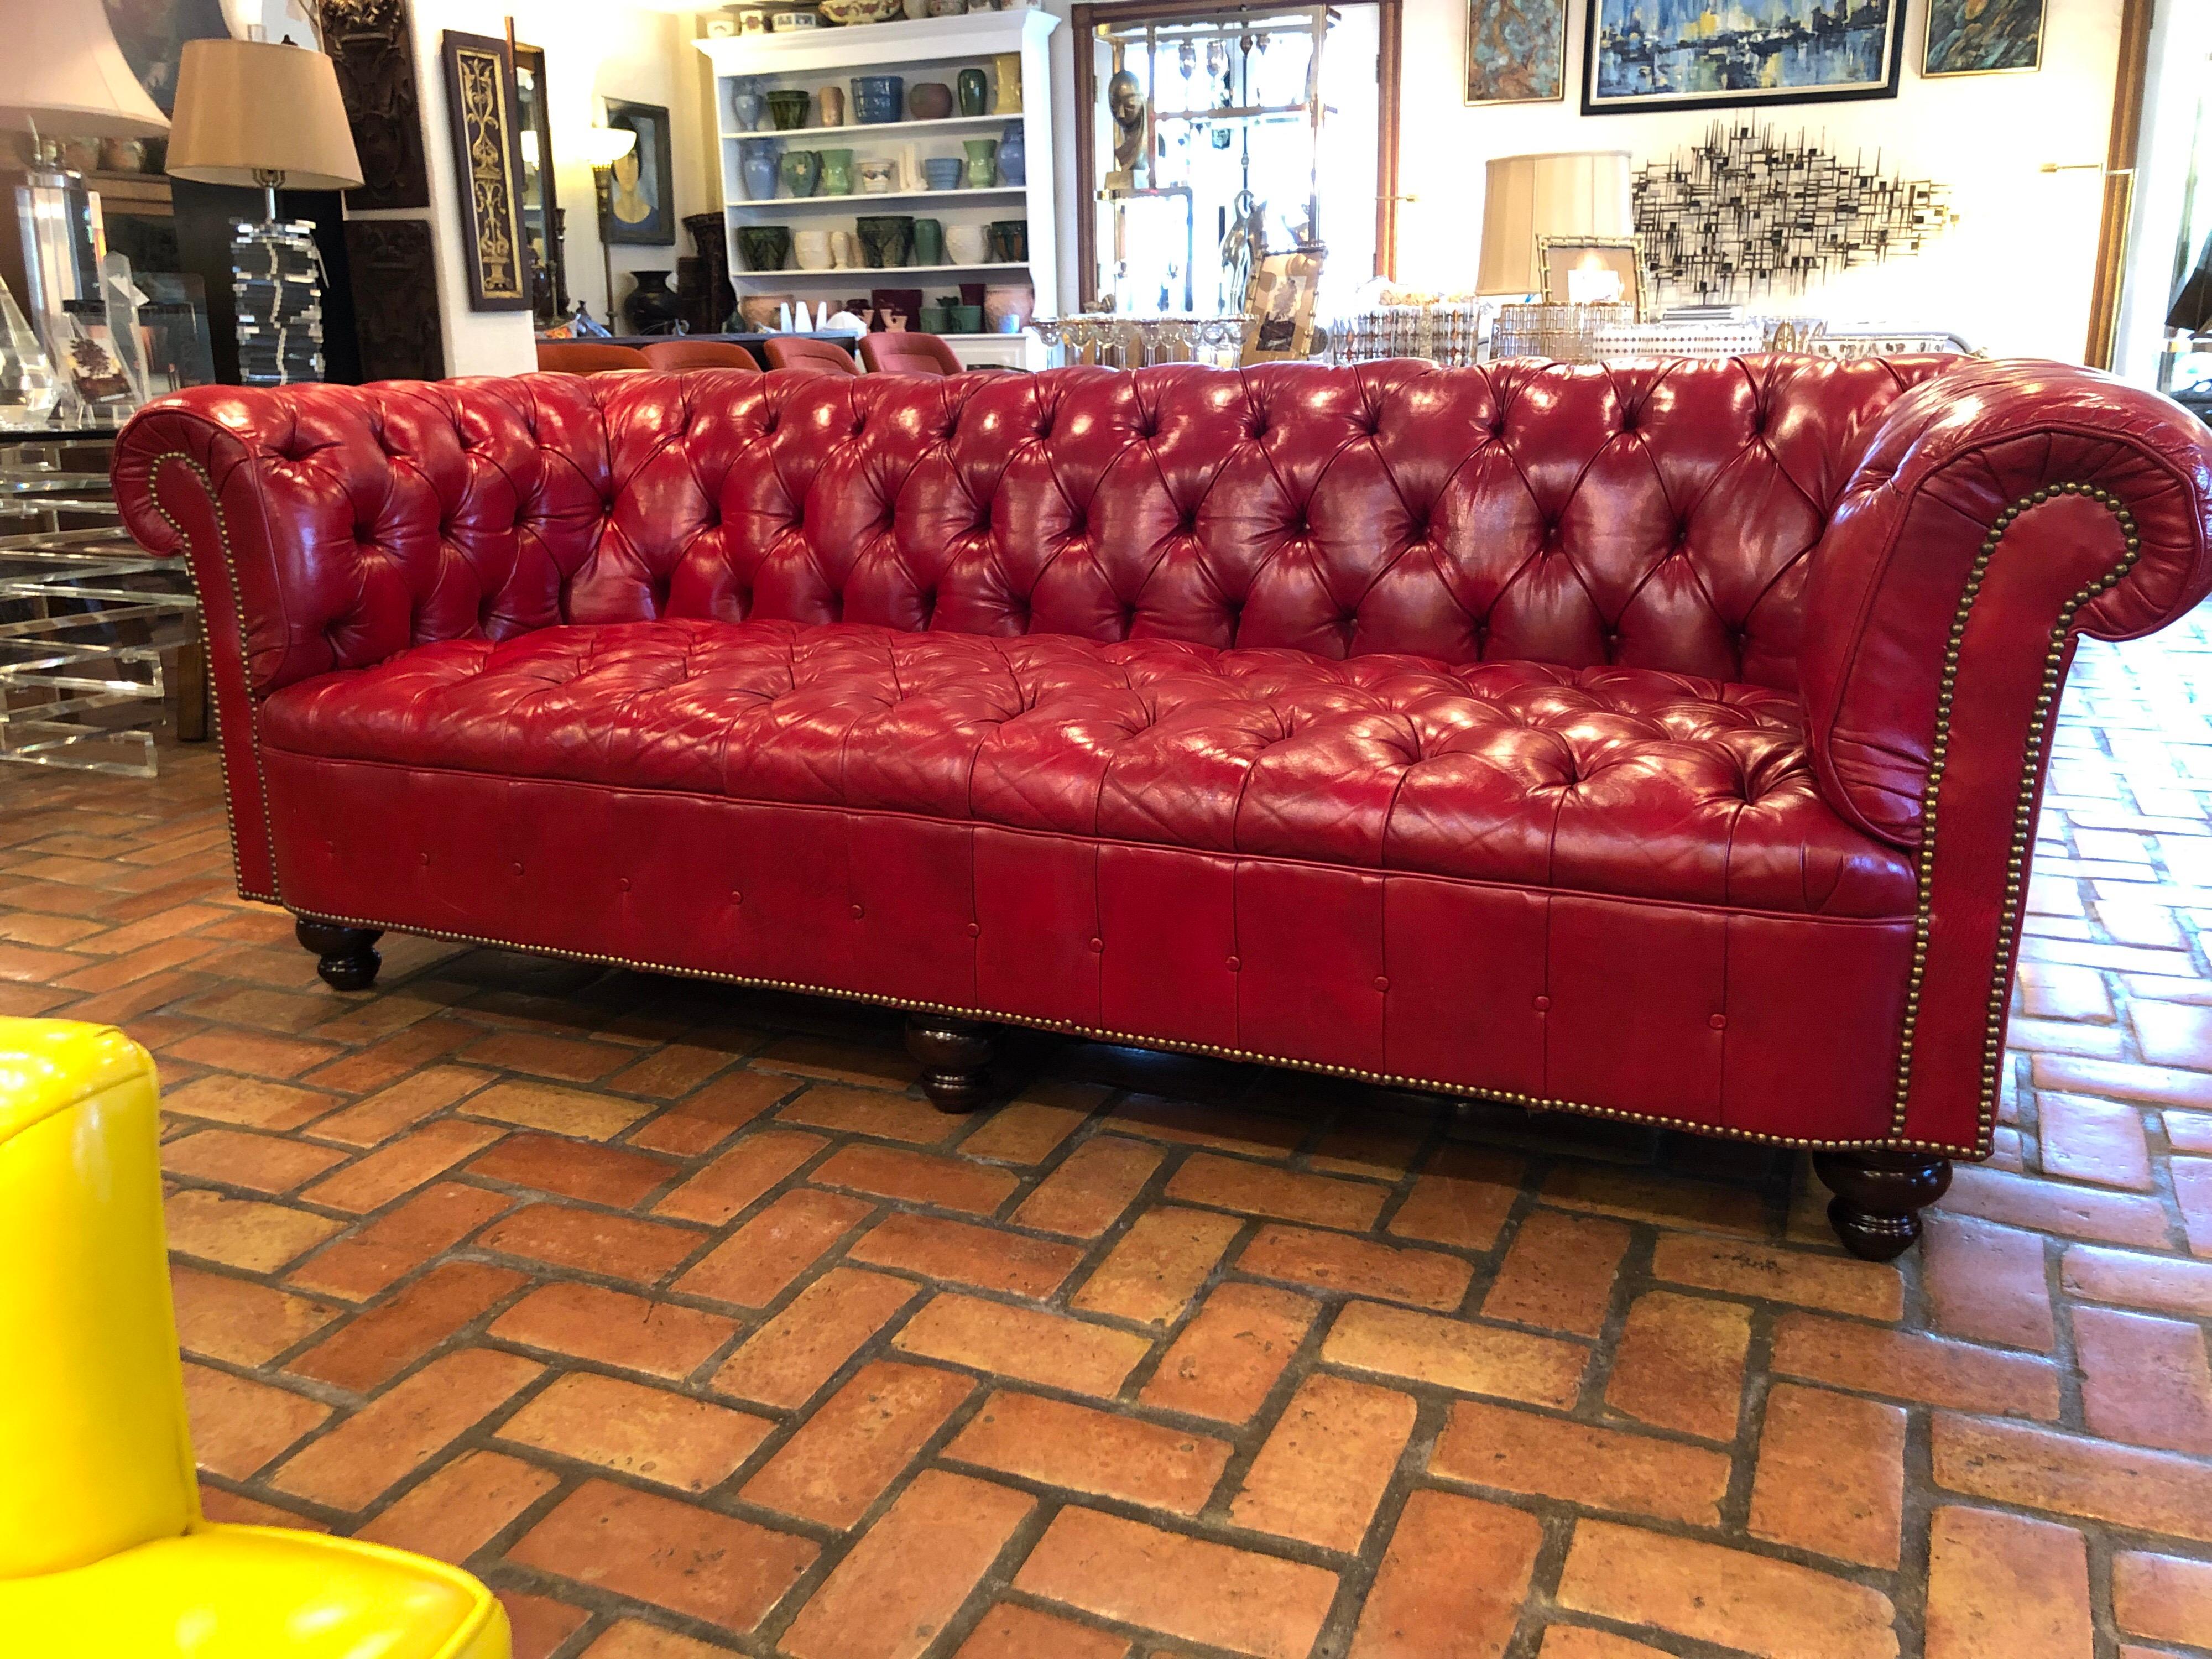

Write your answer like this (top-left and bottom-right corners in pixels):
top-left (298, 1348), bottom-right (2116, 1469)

top-left (819, 148), bottom-right (855, 195)
top-left (962, 138), bottom-right (997, 189)
top-left (911, 217), bottom-right (944, 265)
top-left (957, 67), bottom-right (988, 116)
top-left (780, 149), bottom-right (821, 197)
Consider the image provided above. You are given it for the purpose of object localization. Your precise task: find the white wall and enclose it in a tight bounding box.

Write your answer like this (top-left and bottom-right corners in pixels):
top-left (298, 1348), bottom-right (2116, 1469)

top-left (1385, 0), bottom-right (2124, 361)
top-left (341, 1), bottom-right (713, 375)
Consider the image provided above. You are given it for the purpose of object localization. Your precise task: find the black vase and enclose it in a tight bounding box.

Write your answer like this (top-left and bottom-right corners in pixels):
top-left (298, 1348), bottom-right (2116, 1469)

top-left (684, 211), bottom-right (736, 332)
top-left (623, 269), bottom-right (684, 336)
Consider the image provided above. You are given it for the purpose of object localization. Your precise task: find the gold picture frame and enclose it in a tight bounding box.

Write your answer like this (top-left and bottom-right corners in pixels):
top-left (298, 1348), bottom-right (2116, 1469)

top-left (1538, 235), bottom-right (1646, 318)
top-left (1465, 0), bottom-right (1567, 107)
top-left (1922, 0), bottom-right (2046, 78)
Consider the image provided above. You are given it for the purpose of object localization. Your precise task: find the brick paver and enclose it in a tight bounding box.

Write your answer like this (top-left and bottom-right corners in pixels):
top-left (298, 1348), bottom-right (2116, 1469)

top-left (10, 614), bottom-right (2212, 1656)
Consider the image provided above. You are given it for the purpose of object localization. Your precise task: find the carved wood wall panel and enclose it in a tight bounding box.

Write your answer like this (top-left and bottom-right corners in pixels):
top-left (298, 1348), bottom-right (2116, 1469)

top-left (319, 0), bottom-right (431, 211)
top-left (343, 219), bottom-right (445, 382)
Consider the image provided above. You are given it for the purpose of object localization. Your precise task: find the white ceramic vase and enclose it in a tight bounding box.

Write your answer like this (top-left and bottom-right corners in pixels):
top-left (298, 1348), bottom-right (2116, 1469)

top-left (794, 230), bottom-right (834, 270)
top-left (945, 224), bottom-right (989, 265)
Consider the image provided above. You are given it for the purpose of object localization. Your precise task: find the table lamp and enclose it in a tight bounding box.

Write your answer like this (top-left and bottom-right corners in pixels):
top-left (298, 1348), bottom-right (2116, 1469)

top-left (166, 35), bottom-right (362, 385)
top-left (1476, 152), bottom-right (1634, 303)
top-left (0, 2), bottom-right (170, 426)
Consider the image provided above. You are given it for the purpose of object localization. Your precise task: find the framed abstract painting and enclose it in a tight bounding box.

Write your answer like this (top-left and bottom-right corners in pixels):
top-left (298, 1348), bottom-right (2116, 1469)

top-left (1923, 0), bottom-right (2044, 77)
top-left (1582, 0), bottom-right (1908, 116)
top-left (1467, 0), bottom-right (1567, 106)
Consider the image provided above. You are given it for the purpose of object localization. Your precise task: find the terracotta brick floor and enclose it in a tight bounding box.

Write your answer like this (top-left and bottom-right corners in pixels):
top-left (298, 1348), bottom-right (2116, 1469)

top-left (6, 624), bottom-right (2212, 1659)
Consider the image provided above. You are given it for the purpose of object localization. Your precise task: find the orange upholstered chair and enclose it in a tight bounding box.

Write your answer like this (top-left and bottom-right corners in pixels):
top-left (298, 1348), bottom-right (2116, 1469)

top-left (534, 341), bottom-right (649, 374)
top-left (639, 340), bottom-right (763, 372)
top-left (859, 333), bottom-right (966, 375)
top-left (761, 336), bottom-right (860, 374)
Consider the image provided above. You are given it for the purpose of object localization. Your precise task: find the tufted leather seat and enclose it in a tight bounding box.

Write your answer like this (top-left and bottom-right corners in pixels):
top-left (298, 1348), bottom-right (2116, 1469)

top-left (112, 357), bottom-right (2212, 1182)
top-left (265, 621), bottom-right (1911, 917)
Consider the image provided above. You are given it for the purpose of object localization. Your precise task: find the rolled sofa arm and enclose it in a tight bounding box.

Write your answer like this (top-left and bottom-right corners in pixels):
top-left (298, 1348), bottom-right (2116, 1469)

top-left (1798, 359), bottom-right (2212, 1150)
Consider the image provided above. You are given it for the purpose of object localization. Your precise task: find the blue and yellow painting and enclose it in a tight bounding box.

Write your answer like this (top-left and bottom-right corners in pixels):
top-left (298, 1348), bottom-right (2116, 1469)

top-left (1586, 0), bottom-right (1902, 111)
top-left (1467, 1), bottom-right (1566, 104)
top-left (1923, 0), bottom-right (2043, 76)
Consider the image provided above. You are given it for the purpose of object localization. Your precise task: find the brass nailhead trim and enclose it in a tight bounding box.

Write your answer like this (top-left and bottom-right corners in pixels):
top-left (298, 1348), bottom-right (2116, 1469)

top-left (1887, 481), bottom-right (2141, 1151)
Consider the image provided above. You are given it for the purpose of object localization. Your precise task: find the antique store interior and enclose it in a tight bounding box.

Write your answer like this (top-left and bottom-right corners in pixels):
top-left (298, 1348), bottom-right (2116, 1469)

top-left (6, 1), bottom-right (2212, 1658)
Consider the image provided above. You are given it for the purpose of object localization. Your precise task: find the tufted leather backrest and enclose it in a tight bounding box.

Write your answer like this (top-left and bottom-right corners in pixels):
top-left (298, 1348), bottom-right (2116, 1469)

top-left (114, 356), bottom-right (1958, 699)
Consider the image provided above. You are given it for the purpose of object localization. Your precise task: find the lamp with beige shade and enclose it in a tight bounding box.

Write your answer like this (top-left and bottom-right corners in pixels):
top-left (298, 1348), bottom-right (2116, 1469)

top-left (1477, 150), bottom-right (1642, 361)
top-left (165, 34), bottom-right (362, 385)
top-left (0, 2), bottom-right (170, 425)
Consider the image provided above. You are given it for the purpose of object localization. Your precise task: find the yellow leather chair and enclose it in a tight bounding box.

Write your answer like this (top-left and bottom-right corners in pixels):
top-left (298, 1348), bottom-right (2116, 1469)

top-left (0, 1018), bottom-right (509, 1657)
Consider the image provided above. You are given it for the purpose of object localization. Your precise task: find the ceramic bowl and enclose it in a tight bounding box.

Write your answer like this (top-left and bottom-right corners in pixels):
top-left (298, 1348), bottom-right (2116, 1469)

top-left (857, 158), bottom-right (900, 192)
top-left (921, 157), bottom-right (964, 191)
top-left (766, 90), bottom-right (810, 129)
top-left (949, 304), bottom-right (983, 332)
top-left (983, 281), bottom-right (1034, 333)
top-left (909, 82), bottom-right (953, 120)
top-left (737, 225), bottom-right (793, 271)
top-left (850, 75), bottom-right (905, 124)
top-left (919, 305), bottom-right (954, 334)
top-left (794, 231), bottom-right (834, 271)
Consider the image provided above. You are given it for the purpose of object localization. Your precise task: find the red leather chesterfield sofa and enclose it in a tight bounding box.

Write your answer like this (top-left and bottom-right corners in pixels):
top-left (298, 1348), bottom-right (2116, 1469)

top-left (113, 357), bottom-right (2212, 1258)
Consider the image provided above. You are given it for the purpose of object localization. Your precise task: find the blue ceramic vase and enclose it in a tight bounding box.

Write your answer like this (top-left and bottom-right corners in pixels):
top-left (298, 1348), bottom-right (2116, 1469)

top-left (997, 121), bottom-right (1025, 186)
top-left (740, 139), bottom-right (778, 201)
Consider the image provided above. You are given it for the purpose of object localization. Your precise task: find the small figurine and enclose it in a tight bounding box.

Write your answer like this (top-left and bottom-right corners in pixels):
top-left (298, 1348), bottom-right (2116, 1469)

top-left (1106, 70), bottom-right (1146, 189)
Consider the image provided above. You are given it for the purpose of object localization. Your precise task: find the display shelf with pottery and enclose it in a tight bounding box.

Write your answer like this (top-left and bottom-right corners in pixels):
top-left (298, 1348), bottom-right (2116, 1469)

top-left (703, 7), bottom-right (1056, 367)
top-left (729, 186), bottom-right (1022, 215)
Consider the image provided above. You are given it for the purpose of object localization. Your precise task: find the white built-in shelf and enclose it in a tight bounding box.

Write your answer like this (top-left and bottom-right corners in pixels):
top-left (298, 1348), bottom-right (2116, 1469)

top-left (698, 10), bottom-right (1056, 76)
top-left (702, 8), bottom-right (1056, 370)
top-left (721, 113), bottom-right (1020, 142)
top-left (727, 188), bottom-right (1025, 213)
top-left (733, 262), bottom-right (1030, 284)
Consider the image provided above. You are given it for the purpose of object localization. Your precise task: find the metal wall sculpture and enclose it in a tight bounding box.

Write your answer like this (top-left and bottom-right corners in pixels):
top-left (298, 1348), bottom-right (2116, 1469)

top-left (1633, 124), bottom-right (1950, 305)
top-left (342, 220), bottom-right (445, 382)
top-left (440, 31), bottom-right (531, 311)
top-left (319, 0), bottom-right (432, 211)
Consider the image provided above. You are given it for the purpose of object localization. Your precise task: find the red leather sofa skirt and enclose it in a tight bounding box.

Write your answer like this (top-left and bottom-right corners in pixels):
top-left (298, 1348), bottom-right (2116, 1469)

top-left (265, 753), bottom-right (1912, 1146)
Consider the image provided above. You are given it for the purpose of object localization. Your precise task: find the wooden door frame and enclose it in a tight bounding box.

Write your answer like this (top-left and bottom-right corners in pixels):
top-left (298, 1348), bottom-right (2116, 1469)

top-left (2084, 0), bottom-right (2157, 368)
top-left (1068, 0), bottom-right (1403, 313)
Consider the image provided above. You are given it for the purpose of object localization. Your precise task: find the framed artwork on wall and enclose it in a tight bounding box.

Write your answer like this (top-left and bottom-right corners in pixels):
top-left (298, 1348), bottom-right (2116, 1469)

top-left (1923, 0), bottom-right (2044, 77)
top-left (598, 99), bottom-right (676, 248)
top-left (1466, 0), bottom-right (1566, 106)
top-left (1581, 0), bottom-right (1908, 116)
top-left (101, 0), bottom-right (233, 116)
top-left (439, 30), bottom-right (533, 311)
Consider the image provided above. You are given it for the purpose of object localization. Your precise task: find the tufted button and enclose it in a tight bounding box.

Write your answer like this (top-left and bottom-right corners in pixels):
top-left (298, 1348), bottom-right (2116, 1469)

top-left (1180, 512), bottom-right (1198, 534)
top-left (966, 921), bottom-right (980, 937)
top-left (1373, 975), bottom-right (1390, 992)
top-left (1225, 955), bottom-right (1240, 971)
top-left (1035, 418), bottom-right (1053, 439)
top-left (1066, 515), bottom-right (1086, 537)
top-left (510, 861), bottom-right (524, 875)
top-left (1088, 936), bottom-right (1104, 953)
top-left (618, 877), bottom-right (632, 891)
top-left (851, 904), bottom-right (865, 919)
top-left (419, 851), bottom-right (430, 865)
top-left (731, 890), bottom-right (743, 905)
top-left (1533, 994), bottom-right (1551, 1011)
top-left (1709, 1013), bottom-right (1728, 1030)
